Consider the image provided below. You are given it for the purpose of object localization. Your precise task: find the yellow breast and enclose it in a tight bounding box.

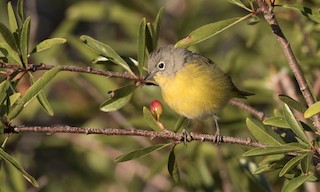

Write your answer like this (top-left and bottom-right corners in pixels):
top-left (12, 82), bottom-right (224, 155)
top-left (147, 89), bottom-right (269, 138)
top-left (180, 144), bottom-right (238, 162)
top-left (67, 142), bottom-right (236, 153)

top-left (154, 64), bottom-right (233, 119)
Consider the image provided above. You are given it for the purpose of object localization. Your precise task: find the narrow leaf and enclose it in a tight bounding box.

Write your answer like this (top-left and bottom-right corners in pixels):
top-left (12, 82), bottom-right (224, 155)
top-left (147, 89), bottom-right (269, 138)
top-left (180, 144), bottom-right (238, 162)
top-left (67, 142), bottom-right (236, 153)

top-left (279, 95), bottom-right (307, 113)
top-left (263, 116), bottom-right (290, 128)
top-left (281, 174), bottom-right (316, 192)
top-left (17, 0), bottom-right (26, 22)
top-left (7, 67), bottom-right (60, 120)
top-left (168, 146), bottom-right (180, 182)
top-left (283, 104), bottom-right (311, 145)
top-left (9, 93), bottom-right (21, 107)
top-left (0, 23), bottom-right (19, 51)
top-left (7, 2), bottom-right (18, 33)
top-left (243, 145), bottom-right (304, 157)
top-left (20, 17), bottom-right (31, 66)
top-left (304, 101), bottom-right (320, 118)
top-left (282, 4), bottom-right (320, 23)
top-left (228, 0), bottom-right (251, 11)
top-left (246, 117), bottom-right (284, 146)
top-left (0, 80), bottom-right (10, 105)
top-left (152, 7), bottom-right (164, 49)
top-left (31, 38), bottom-right (67, 54)
top-left (0, 148), bottom-right (39, 187)
top-left (143, 106), bottom-right (163, 132)
top-left (30, 75), bottom-right (54, 116)
top-left (175, 16), bottom-right (250, 48)
top-left (259, 154), bottom-right (285, 166)
top-left (100, 84), bottom-right (136, 112)
top-left (301, 153), bottom-right (313, 174)
top-left (137, 18), bottom-right (146, 76)
top-left (247, 15), bottom-right (260, 25)
top-left (0, 42), bottom-right (22, 65)
top-left (279, 154), bottom-right (308, 177)
top-left (173, 116), bottom-right (188, 132)
top-left (115, 143), bottom-right (172, 162)
top-left (80, 35), bottom-right (135, 76)
top-left (263, 116), bottom-right (313, 132)
top-left (145, 23), bottom-right (154, 53)
top-left (253, 164), bottom-right (277, 174)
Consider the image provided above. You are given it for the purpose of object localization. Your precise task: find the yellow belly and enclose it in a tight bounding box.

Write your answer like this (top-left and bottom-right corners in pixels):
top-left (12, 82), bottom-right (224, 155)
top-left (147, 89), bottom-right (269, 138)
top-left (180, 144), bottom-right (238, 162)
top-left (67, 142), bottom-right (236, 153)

top-left (154, 64), bottom-right (233, 119)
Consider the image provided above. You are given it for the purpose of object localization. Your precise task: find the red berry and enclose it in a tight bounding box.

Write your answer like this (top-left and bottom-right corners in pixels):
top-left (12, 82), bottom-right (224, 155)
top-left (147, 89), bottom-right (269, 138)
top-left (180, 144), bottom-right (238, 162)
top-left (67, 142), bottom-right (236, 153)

top-left (150, 100), bottom-right (163, 121)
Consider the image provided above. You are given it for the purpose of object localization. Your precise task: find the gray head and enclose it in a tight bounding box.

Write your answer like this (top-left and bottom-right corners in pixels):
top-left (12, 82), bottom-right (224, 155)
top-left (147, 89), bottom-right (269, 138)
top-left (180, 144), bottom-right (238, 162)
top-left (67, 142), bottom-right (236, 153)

top-left (146, 45), bottom-right (190, 80)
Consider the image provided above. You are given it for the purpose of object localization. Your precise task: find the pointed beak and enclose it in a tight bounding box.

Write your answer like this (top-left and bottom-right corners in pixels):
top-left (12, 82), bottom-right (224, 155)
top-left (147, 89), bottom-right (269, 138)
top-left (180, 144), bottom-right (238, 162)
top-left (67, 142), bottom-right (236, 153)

top-left (144, 71), bottom-right (158, 85)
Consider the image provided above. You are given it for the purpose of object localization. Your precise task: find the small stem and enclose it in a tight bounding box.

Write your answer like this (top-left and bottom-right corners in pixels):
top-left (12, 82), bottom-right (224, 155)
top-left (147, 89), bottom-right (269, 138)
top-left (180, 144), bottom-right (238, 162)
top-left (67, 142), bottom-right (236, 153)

top-left (0, 62), bottom-right (137, 80)
top-left (229, 99), bottom-right (265, 120)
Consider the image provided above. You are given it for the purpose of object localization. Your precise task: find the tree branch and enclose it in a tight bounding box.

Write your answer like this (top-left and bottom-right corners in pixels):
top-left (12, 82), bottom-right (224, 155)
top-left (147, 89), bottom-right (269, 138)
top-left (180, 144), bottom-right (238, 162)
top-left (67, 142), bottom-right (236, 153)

top-left (0, 62), bottom-right (138, 80)
top-left (4, 125), bottom-right (267, 148)
top-left (256, 0), bottom-right (320, 131)
top-left (229, 99), bottom-right (265, 121)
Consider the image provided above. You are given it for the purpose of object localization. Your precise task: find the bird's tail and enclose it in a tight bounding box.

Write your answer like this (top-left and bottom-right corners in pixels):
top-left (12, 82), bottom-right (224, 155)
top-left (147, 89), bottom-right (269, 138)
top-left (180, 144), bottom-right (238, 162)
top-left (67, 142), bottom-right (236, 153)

top-left (234, 89), bottom-right (254, 99)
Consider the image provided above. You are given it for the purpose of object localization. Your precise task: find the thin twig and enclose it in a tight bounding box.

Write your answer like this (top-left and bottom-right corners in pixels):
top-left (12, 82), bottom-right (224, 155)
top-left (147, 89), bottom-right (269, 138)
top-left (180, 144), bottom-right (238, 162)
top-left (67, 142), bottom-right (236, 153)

top-left (229, 99), bottom-right (265, 120)
top-left (0, 62), bottom-right (137, 80)
top-left (4, 125), bottom-right (267, 148)
top-left (256, 0), bottom-right (320, 131)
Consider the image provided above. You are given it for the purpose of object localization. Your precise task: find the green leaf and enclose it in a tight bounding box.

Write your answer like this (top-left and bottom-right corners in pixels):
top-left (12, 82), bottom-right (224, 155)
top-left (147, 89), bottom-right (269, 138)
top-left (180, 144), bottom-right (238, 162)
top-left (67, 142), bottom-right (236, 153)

top-left (137, 18), bottom-right (146, 76)
top-left (0, 148), bottom-right (39, 187)
top-left (301, 153), bottom-right (313, 174)
top-left (9, 93), bottom-right (21, 107)
top-left (0, 23), bottom-right (19, 52)
top-left (306, 79), bottom-right (317, 103)
top-left (283, 104), bottom-right (311, 146)
top-left (20, 17), bottom-right (31, 66)
top-left (17, 0), bottom-right (26, 22)
top-left (247, 15), bottom-right (260, 25)
top-left (246, 117), bottom-right (284, 146)
top-left (304, 101), bottom-right (320, 118)
top-left (228, 0), bottom-right (251, 12)
top-left (282, 4), bottom-right (320, 23)
top-left (243, 145), bottom-right (304, 157)
top-left (143, 106), bottom-right (163, 132)
top-left (30, 75), bottom-right (54, 116)
top-left (168, 146), bottom-right (180, 182)
top-left (281, 174), bottom-right (317, 192)
top-left (100, 84), bottom-right (136, 112)
top-left (0, 80), bottom-right (10, 105)
top-left (279, 95), bottom-right (307, 113)
top-left (7, 67), bottom-right (60, 120)
top-left (31, 38), bottom-right (67, 54)
top-left (279, 154), bottom-right (308, 177)
top-left (0, 42), bottom-right (22, 65)
top-left (259, 154), bottom-right (285, 165)
top-left (263, 116), bottom-right (313, 132)
top-left (7, 2), bottom-right (18, 33)
top-left (253, 164), bottom-right (277, 174)
top-left (115, 143), bottom-right (172, 162)
top-left (173, 116), bottom-right (189, 132)
top-left (80, 35), bottom-right (135, 76)
top-left (152, 7), bottom-right (164, 49)
top-left (263, 116), bottom-right (290, 128)
top-left (145, 23), bottom-right (154, 53)
top-left (175, 16), bottom-right (250, 48)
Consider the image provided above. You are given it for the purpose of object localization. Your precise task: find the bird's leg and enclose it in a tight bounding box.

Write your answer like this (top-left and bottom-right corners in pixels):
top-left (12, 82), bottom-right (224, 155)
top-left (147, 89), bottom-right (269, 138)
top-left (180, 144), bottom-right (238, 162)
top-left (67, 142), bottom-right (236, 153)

top-left (213, 115), bottom-right (222, 143)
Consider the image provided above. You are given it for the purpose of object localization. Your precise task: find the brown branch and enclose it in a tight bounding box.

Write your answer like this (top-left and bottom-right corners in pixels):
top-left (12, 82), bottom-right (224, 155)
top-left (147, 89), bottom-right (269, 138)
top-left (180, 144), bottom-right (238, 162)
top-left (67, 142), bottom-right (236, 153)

top-left (4, 125), bottom-right (267, 148)
top-left (0, 62), bottom-right (138, 80)
top-left (256, 1), bottom-right (320, 131)
top-left (229, 99), bottom-right (265, 121)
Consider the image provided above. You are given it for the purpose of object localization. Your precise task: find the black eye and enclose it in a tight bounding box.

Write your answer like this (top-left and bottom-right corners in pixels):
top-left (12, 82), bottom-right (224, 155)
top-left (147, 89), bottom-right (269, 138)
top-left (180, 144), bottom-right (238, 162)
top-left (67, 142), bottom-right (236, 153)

top-left (157, 62), bottom-right (165, 70)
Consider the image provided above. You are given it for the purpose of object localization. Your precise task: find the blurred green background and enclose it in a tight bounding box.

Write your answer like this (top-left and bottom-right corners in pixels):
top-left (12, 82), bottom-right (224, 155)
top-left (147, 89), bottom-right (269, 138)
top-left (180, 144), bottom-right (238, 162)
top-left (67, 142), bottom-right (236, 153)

top-left (1, 0), bottom-right (320, 191)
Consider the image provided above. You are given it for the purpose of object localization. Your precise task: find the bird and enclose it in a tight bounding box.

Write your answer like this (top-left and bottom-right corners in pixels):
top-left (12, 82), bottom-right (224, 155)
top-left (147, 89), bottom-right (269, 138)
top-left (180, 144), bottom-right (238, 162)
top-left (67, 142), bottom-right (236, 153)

top-left (145, 45), bottom-right (252, 140)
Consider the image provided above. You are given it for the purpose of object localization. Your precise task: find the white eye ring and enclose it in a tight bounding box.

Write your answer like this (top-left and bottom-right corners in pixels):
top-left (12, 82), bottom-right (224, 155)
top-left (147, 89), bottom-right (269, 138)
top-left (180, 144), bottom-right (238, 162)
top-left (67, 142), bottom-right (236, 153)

top-left (157, 61), bottom-right (165, 70)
